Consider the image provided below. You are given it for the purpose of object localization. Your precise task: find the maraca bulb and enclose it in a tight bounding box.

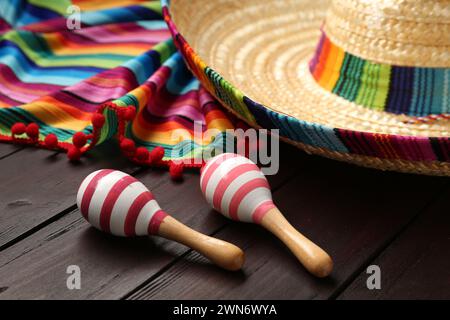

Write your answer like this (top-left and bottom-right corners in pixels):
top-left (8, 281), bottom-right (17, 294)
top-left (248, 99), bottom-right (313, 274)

top-left (200, 153), bottom-right (275, 223)
top-left (77, 169), bottom-right (167, 237)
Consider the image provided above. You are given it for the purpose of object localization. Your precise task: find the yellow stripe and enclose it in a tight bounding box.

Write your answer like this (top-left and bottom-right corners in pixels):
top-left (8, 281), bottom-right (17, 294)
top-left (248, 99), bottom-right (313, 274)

top-left (324, 46), bottom-right (345, 91)
top-left (73, 0), bottom-right (147, 11)
top-left (132, 123), bottom-right (218, 146)
top-left (21, 102), bottom-right (90, 131)
top-left (207, 118), bottom-right (234, 131)
top-left (43, 34), bottom-right (152, 56)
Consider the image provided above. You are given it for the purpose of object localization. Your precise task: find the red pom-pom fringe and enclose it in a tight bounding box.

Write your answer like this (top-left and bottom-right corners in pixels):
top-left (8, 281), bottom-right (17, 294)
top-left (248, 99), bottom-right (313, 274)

top-left (3, 102), bottom-right (202, 178)
top-left (135, 147), bottom-right (149, 161)
top-left (25, 123), bottom-right (39, 139)
top-left (120, 138), bottom-right (136, 154)
top-left (150, 146), bottom-right (165, 163)
top-left (72, 132), bottom-right (87, 148)
top-left (11, 122), bottom-right (26, 135)
top-left (169, 162), bottom-right (184, 181)
top-left (91, 113), bottom-right (105, 129)
top-left (67, 146), bottom-right (81, 161)
top-left (122, 107), bottom-right (136, 121)
top-left (44, 134), bottom-right (58, 148)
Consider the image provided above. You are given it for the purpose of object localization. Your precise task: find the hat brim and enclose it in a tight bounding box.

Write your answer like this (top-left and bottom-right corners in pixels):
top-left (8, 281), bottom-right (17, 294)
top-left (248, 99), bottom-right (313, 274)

top-left (163, 0), bottom-right (450, 175)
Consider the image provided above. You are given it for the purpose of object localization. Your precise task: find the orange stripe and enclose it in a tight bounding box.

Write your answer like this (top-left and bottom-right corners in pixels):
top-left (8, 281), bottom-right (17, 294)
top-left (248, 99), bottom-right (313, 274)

top-left (87, 76), bottom-right (134, 89)
top-left (44, 33), bottom-right (153, 56)
top-left (133, 119), bottom-right (217, 146)
top-left (72, 0), bottom-right (148, 11)
top-left (21, 97), bottom-right (93, 131)
top-left (318, 42), bottom-right (339, 89)
top-left (38, 96), bottom-right (93, 121)
top-left (0, 101), bottom-right (12, 108)
top-left (323, 45), bottom-right (345, 91)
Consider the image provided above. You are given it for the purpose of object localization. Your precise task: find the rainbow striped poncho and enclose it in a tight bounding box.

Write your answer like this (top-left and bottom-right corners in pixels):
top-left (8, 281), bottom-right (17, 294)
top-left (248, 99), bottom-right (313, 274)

top-left (0, 0), bottom-right (239, 174)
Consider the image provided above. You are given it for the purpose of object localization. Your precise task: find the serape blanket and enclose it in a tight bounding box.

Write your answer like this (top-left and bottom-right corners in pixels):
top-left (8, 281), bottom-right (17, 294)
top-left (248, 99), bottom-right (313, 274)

top-left (0, 0), bottom-right (241, 177)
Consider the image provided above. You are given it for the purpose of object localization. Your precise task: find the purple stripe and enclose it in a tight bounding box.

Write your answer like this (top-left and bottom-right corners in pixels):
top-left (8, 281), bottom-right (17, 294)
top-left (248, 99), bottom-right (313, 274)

top-left (309, 30), bottom-right (326, 71)
top-left (73, 23), bottom-right (169, 44)
top-left (0, 64), bottom-right (62, 92)
top-left (66, 81), bottom-right (130, 103)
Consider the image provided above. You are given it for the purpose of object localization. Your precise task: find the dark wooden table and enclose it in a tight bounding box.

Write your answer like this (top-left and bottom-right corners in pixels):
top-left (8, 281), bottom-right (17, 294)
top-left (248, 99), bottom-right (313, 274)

top-left (0, 141), bottom-right (448, 300)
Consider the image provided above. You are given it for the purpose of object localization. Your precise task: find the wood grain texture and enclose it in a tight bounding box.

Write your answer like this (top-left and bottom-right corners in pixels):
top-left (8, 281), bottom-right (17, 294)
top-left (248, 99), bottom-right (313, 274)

top-left (0, 142), bottom-right (138, 250)
top-left (260, 207), bottom-right (333, 278)
top-left (127, 156), bottom-right (448, 300)
top-left (0, 143), bottom-right (300, 299)
top-left (0, 143), bottom-right (23, 159)
top-left (0, 168), bottom-right (207, 299)
top-left (338, 186), bottom-right (450, 300)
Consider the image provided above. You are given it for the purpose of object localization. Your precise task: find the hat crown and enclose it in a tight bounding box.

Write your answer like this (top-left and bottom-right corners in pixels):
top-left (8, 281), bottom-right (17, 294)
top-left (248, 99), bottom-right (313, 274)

top-left (324, 0), bottom-right (450, 67)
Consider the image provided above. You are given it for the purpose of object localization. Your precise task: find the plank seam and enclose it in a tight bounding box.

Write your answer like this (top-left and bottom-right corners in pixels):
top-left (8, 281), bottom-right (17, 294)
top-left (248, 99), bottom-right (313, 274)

top-left (330, 181), bottom-right (450, 300)
top-left (121, 171), bottom-right (301, 300)
top-left (0, 146), bottom-right (25, 161)
top-left (0, 166), bottom-right (147, 252)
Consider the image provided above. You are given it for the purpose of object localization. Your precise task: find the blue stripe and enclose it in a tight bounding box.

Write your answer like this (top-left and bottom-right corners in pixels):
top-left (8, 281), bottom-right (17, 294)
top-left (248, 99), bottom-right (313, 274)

top-left (164, 52), bottom-right (200, 94)
top-left (430, 69), bottom-right (445, 115)
top-left (123, 49), bottom-right (161, 84)
top-left (81, 5), bottom-right (161, 26)
top-left (0, 42), bottom-right (102, 84)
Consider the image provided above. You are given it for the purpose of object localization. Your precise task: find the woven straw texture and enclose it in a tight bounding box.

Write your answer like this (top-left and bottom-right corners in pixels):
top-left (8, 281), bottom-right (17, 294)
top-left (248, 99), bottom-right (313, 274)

top-left (164, 0), bottom-right (450, 176)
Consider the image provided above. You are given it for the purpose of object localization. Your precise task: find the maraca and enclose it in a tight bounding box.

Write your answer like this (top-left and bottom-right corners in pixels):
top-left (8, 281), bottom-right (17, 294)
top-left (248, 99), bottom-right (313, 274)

top-left (200, 153), bottom-right (333, 277)
top-left (77, 169), bottom-right (244, 271)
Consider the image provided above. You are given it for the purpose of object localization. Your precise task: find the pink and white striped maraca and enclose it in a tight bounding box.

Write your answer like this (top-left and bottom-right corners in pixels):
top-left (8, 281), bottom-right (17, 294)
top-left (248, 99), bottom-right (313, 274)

top-left (77, 169), bottom-right (244, 271)
top-left (200, 153), bottom-right (333, 277)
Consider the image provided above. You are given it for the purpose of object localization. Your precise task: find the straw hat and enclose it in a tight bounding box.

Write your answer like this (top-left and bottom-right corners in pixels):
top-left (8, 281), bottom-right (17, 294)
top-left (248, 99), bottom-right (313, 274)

top-left (162, 0), bottom-right (450, 176)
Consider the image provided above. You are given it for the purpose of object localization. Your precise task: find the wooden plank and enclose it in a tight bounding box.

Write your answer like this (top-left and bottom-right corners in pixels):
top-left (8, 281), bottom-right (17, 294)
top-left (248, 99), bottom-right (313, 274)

top-left (0, 143), bottom-right (301, 299)
top-left (338, 186), bottom-right (450, 300)
top-left (0, 142), bottom-right (298, 251)
top-left (0, 143), bottom-right (23, 159)
top-left (127, 157), bottom-right (448, 300)
top-left (0, 142), bottom-right (137, 249)
top-left (0, 171), bottom-right (200, 299)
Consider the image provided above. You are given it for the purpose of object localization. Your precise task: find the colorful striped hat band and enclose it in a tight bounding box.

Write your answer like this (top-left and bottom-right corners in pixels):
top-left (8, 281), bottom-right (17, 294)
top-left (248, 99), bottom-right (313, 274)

top-left (309, 30), bottom-right (450, 118)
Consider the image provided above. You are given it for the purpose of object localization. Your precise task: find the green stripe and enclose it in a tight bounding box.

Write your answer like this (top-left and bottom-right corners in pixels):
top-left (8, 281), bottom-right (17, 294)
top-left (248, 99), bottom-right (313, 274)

top-left (355, 61), bottom-right (374, 107)
top-left (29, 0), bottom-right (71, 15)
top-left (331, 54), bottom-right (350, 94)
top-left (371, 64), bottom-right (391, 111)
top-left (341, 56), bottom-right (365, 101)
top-left (142, 2), bottom-right (163, 15)
top-left (97, 108), bottom-right (118, 145)
top-left (2, 31), bottom-right (133, 69)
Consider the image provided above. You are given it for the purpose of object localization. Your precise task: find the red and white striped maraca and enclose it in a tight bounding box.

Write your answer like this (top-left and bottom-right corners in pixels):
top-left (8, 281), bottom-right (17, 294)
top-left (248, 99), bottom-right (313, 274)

top-left (200, 153), bottom-right (333, 277)
top-left (77, 169), bottom-right (244, 271)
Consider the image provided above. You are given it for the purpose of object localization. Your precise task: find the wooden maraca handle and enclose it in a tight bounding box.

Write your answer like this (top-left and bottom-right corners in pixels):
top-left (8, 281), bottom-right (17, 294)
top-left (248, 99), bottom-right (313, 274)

top-left (157, 216), bottom-right (245, 271)
top-left (260, 207), bottom-right (333, 277)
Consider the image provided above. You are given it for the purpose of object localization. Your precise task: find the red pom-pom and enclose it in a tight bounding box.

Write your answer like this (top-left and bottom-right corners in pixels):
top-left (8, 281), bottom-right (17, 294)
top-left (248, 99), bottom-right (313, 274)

top-left (149, 146), bottom-right (165, 163)
top-left (91, 113), bottom-right (105, 128)
top-left (123, 107), bottom-right (136, 121)
top-left (44, 134), bottom-right (58, 148)
top-left (135, 147), bottom-right (149, 161)
top-left (120, 138), bottom-right (136, 153)
top-left (11, 122), bottom-right (26, 135)
top-left (72, 132), bottom-right (87, 148)
top-left (25, 123), bottom-right (39, 139)
top-left (67, 146), bottom-right (81, 161)
top-left (169, 162), bottom-right (184, 181)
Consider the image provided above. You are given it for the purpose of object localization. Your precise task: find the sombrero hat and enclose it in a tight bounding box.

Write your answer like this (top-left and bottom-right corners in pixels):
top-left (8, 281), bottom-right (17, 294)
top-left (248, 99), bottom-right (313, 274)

top-left (162, 0), bottom-right (450, 176)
